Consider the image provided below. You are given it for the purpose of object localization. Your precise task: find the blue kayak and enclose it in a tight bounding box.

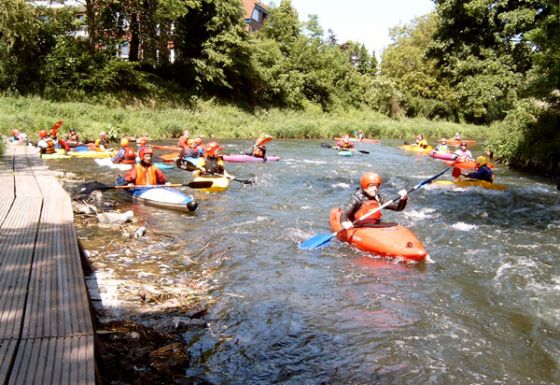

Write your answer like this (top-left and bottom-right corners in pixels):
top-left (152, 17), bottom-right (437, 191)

top-left (338, 150), bottom-right (353, 157)
top-left (128, 187), bottom-right (198, 212)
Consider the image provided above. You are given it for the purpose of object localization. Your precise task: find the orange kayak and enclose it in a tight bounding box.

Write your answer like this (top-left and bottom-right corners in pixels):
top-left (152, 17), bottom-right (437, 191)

top-left (329, 208), bottom-right (428, 263)
top-left (159, 151), bottom-right (180, 162)
top-left (444, 160), bottom-right (495, 169)
top-left (448, 139), bottom-right (476, 146)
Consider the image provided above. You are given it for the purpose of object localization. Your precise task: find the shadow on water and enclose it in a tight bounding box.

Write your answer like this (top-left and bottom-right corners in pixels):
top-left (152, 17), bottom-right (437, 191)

top-left (51, 139), bottom-right (560, 385)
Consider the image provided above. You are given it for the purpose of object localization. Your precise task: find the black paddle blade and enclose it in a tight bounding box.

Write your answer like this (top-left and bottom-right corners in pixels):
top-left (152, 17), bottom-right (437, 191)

top-left (320, 143), bottom-right (333, 149)
top-left (78, 181), bottom-right (113, 195)
top-left (176, 158), bottom-right (197, 171)
top-left (358, 150), bottom-right (370, 154)
top-left (184, 180), bottom-right (213, 189)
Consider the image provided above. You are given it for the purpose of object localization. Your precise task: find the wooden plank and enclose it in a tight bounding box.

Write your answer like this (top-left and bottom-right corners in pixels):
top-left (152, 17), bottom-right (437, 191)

top-left (0, 198), bottom-right (42, 339)
top-left (8, 336), bottom-right (95, 385)
top-left (0, 338), bottom-right (18, 385)
top-left (34, 175), bottom-right (68, 199)
top-left (0, 175), bottom-right (15, 200)
top-left (23, 198), bottom-right (93, 338)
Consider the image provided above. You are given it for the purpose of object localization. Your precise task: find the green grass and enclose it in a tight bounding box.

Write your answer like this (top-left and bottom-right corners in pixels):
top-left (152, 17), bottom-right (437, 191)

top-left (0, 95), bottom-right (490, 143)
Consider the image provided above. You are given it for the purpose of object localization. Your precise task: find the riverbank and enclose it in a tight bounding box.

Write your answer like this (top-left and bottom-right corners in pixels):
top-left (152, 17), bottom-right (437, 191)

top-left (0, 95), bottom-right (485, 143)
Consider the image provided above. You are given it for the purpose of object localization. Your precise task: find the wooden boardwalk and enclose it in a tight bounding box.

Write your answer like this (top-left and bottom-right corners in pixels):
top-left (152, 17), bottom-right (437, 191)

top-left (0, 145), bottom-right (95, 385)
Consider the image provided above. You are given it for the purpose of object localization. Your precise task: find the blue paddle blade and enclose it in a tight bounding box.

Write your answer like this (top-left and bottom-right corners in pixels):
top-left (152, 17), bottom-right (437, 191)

top-left (298, 233), bottom-right (335, 250)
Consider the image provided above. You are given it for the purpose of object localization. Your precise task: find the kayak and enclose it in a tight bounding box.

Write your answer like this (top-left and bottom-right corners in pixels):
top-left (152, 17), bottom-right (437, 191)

top-left (430, 152), bottom-right (457, 161)
top-left (334, 137), bottom-right (380, 144)
top-left (159, 151), bottom-right (180, 162)
top-left (329, 208), bottom-right (428, 262)
top-left (193, 175), bottom-right (229, 192)
top-left (128, 187), bottom-right (198, 212)
top-left (40, 149), bottom-right (71, 159)
top-left (338, 150), bottom-right (353, 157)
top-left (223, 154), bottom-right (281, 163)
top-left (399, 144), bottom-right (433, 154)
top-left (434, 179), bottom-right (507, 190)
top-left (444, 160), bottom-right (495, 169)
top-left (448, 139), bottom-right (477, 146)
top-left (69, 150), bottom-right (114, 159)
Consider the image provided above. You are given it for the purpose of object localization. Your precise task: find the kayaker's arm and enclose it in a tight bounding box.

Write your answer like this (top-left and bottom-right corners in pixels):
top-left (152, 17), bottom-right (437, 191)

top-left (380, 191), bottom-right (407, 211)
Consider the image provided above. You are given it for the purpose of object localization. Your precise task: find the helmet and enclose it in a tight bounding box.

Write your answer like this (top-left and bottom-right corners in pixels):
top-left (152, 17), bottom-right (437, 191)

top-left (12, 129), bottom-right (19, 136)
top-left (183, 129), bottom-right (190, 137)
top-left (70, 128), bottom-right (76, 133)
top-left (38, 130), bottom-right (48, 138)
top-left (187, 139), bottom-right (196, 147)
top-left (194, 137), bottom-right (203, 145)
top-left (139, 147), bottom-right (154, 161)
top-left (440, 138), bottom-right (447, 143)
top-left (120, 138), bottom-right (129, 147)
top-left (204, 142), bottom-right (223, 157)
top-left (476, 156), bottom-right (488, 166)
top-left (360, 172), bottom-right (382, 190)
top-left (460, 142), bottom-right (467, 147)
top-left (138, 136), bottom-right (149, 146)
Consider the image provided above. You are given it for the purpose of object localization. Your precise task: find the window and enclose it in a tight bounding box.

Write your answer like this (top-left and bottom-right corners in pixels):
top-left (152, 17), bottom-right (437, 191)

top-left (252, 9), bottom-right (261, 22)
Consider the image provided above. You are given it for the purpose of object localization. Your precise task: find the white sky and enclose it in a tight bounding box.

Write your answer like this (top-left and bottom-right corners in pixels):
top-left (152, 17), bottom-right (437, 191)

top-left (287, 0), bottom-right (435, 56)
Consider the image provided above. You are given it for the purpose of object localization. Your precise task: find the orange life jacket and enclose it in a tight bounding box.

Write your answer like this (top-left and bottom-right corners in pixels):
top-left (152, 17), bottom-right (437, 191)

top-left (122, 147), bottom-right (137, 164)
top-left (354, 199), bottom-right (383, 223)
top-left (45, 139), bottom-right (56, 154)
top-left (134, 163), bottom-right (158, 185)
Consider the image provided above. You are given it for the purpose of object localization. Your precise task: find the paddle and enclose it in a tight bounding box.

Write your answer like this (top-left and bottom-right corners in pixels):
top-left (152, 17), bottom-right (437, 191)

top-left (176, 158), bottom-right (255, 185)
top-left (79, 180), bottom-right (213, 195)
top-left (298, 167), bottom-right (451, 250)
top-left (320, 143), bottom-right (370, 154)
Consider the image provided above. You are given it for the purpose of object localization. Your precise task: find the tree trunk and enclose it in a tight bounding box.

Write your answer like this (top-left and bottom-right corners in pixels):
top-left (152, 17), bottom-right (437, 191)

top-left (129, 12), bottom-right (140, 62)
top-left (85, 0), bottom-right (97, 54)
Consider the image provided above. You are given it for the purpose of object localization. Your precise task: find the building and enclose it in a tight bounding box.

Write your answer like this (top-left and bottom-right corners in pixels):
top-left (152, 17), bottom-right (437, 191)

top-left (242, 0), bottom-right (268, 31)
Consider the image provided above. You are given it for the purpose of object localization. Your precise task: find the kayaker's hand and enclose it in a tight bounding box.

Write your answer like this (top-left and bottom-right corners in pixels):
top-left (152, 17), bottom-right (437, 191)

top-left (398, 189), bottom-right (408, 199)
top-left (128, 183), bottom-right (134, 187)
top-left (341, 221), bottom-right (353, 230)
top-left (165, 182), bottom-right (171, 186)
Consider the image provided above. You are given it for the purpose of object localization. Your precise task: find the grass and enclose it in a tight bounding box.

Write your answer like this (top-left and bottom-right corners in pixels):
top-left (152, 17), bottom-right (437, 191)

top-left (0, 95), bottom-right (490, 144)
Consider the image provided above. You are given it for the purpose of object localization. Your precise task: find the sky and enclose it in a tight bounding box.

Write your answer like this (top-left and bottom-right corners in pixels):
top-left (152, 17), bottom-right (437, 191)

top-left (287, 0), bottom-right (435, 56)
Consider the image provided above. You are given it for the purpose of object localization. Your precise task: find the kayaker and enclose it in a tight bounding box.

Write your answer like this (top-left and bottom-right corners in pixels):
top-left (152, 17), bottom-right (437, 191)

top-left (462, 156), bottom-right (494, 183)
top-left (180, 139), bottom-right (199, 159)
top-left (454, 132), bottom-right (462, 141)
top-left (123, 147), bottom-right (168, 186)
top-left (340, 172), bottom-right (408, 230)
top-left (195, 142), bottom-right (228, 176)
top-left (95, 131), bottom-right (109, 151)
top-left (112, 138), bottom-right (137, 164)
top-left (336, 135), bottom-right (355, 150)
top-left (65, 128), bottom-right (81, 148)
top-left (243, 135), bottom-right (271, 158)
top-left (193, 137), bottom-right (204, 156)
top-left (357, 130), bottom-right (364, 141)
top-left (454, 142), bottom-right (474, 162)
top-left (178, 129), bottom-right (189, 147)
top-left (37, 129), bottom-right (56, 155)
top-left (415, 134), bottom-right (429, 149)
top-left (435, 138), bottom-right (450, 153)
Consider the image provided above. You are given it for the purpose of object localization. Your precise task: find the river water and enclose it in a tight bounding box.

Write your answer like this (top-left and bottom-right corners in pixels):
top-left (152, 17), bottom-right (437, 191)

top-left (53, 139), bottom-right (559, 385)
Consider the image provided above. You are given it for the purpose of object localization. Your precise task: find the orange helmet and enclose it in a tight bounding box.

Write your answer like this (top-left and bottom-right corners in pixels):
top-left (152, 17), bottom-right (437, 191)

top-left (360, 172), bottom-right (382, 190)
top-left (38, 130), bottom-right (48, 138)
top-left (12, 129), bottom-right (19, 136)
top-left (139, 147), bottom-right (154, 161)
top-left (204, 142), bottom-right (223, 157)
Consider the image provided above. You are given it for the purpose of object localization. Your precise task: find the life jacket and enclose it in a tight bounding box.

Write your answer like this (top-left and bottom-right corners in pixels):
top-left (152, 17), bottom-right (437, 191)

top-left (122, 147), bottom-right (137, 164)
top-left (354, 199), bottom-right (383, 223)
top-left (133, 163), bottom-right (158, 185)
top-left (252, 145), bottom-right (266, 158)
top-left (45, 139), bottom-right (56, 154)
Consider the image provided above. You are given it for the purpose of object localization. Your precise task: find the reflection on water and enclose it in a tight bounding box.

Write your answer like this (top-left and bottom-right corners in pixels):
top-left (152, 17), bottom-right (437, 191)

top-left (55, 139), bottom-right (559, 384)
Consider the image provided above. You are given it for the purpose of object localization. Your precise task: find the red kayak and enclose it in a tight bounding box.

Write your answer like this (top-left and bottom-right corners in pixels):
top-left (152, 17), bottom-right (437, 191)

top-left (329, 208), bottom-right (428, 263)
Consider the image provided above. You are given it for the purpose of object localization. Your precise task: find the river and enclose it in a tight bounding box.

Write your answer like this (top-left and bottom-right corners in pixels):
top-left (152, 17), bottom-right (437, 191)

top-left (53, 139), bottom-right (560, 384)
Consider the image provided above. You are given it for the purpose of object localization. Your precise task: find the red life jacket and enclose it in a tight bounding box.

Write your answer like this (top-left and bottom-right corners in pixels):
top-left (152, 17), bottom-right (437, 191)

top-left (354, 199), bottom-right (382, 223)
top-left (122, 147), bottom-right (137, 164)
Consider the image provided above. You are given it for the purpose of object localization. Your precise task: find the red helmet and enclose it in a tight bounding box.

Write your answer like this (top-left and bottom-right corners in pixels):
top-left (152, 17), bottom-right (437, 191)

top-left (204, 142), bottom-right (223, 157)
top-left (360, 172), bottom-right (382, 190)
top-left (12, 129), bottom-right (19, 136)
top-left (38, 130), bottom-right (48, 138)
top-left (139, 146), bottom-right (154, 161)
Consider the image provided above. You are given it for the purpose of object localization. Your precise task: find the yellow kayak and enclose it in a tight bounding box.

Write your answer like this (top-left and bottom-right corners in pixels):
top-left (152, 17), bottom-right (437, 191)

top-left (69, 150), bottom-right (115, 159)
top-left (399, 144), bottom-right (433, 155)
top-left (40, 149), bottom-right (70, 159)
top-left (193, 175), bottom-right (230, 192)
top-left (434, 179), bottom-right (507, 190)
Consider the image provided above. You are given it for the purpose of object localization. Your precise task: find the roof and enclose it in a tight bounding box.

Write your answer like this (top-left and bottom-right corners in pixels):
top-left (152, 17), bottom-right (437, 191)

top-left (242, 0), bottom-right (267, 19)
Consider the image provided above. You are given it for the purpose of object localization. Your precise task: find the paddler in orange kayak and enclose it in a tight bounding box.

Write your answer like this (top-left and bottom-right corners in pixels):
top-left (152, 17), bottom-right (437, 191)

top-left (340, 172), bottom-right (408, 230)
top-left (122, 147), bottom-right (169, 186)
